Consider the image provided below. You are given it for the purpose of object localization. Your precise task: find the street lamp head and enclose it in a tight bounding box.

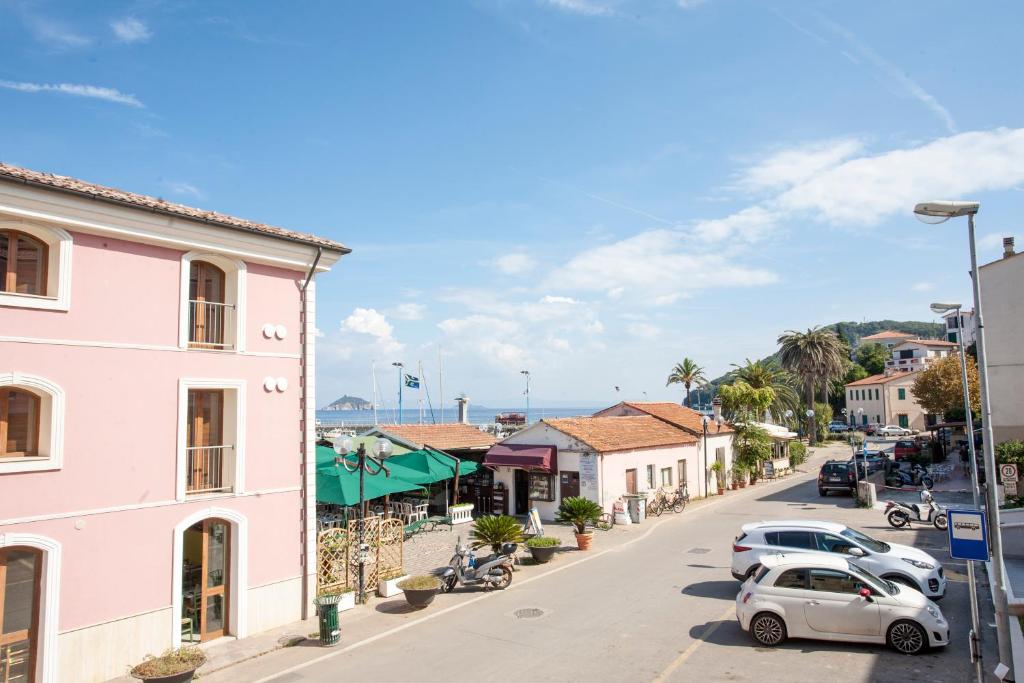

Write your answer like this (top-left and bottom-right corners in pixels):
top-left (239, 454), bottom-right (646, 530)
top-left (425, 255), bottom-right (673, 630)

top-left (784, 409), bottom-right (793, 419)
top-left (805, 409), bottom-right (815, 418)
top-left (520, 370), bottom-right (529, 376)
top-left (930, 302), bottom-right (962, 315)
top-left (392, 361), bottom-right (403, 368)
top-left (374, 437), bottom-right (393, 458)
top-left (913, 200), bottom-right (980, 223)
top-left (335, 436), bottom-right (354, 455)
top-left (857, 407), bottom-right (864, 415)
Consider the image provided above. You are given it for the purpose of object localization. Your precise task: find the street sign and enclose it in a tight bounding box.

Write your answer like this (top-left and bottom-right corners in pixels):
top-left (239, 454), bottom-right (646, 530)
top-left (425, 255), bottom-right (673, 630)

top-left (1006, 481), bottom-right (1018, 497)
top-left (1000, 463), bottom-right (1018, 482)
top-left (947, 509), bottom-right (988, 561)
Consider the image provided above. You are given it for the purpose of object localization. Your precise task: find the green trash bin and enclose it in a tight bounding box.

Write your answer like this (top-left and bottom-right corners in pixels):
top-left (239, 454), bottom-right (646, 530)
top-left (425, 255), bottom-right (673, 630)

top-left (314, 594), bottom-right (343, 646)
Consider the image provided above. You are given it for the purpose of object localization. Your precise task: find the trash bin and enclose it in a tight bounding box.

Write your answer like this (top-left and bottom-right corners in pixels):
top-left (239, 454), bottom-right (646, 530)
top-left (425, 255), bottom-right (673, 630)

top-left (625, 495), bottom-right (646, 524)
top-left (313, 594), bottom-right (343, 646)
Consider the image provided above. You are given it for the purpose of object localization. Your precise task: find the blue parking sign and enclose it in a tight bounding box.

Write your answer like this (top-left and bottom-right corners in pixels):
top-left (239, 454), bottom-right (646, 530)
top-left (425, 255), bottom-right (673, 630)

top-left (947, 510), bottom-right (988, 561)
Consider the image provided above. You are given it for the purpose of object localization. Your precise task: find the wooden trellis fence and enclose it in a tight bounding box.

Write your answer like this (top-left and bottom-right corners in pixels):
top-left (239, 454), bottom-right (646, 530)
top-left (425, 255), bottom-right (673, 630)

top-left (316, 517), bottom-right (404, 595)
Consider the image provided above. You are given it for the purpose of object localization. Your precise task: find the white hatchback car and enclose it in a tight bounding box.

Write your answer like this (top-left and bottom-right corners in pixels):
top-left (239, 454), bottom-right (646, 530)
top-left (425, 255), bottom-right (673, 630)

top-left (878, 425), bottom-right (913, 437)
top-left (731, 520), bottom-right (946, 599)
top-left (736, 553), bottom-right (948, 654)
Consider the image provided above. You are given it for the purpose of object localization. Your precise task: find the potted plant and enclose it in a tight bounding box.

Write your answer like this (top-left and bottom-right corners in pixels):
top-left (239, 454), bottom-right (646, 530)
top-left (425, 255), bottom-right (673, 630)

top-left (335, 586), bottom-right (356, 612)
top-left (710, 462), bottom-right (725, 495)
top-left (525, 536), bottom-right (560, 563)
top-left (377, 568), bottom-right (409, 598)
top-left (130, 647), bottom-right (206, 683)
top-left (729, 467), bottom-right (739, 490)
top-left (555, 496), bottom-right (603, 550)
top-left (734, 464), bottom-right (747, 488)
top-left (469, 515), bottom-right (524, 555)
top-left (397, 575), bottom-right (441, 608)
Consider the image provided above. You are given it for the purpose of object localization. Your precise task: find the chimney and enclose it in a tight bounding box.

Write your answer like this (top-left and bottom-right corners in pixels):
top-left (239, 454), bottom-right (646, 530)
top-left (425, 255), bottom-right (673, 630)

top-left (455, 396), bottom-right (470, 424)
top-left (1004, 236), bottom-right (1015, 259)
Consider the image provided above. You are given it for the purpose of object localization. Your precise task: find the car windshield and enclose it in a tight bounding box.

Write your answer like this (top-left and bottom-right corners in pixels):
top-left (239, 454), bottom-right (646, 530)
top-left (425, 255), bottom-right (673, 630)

top-left (840, 527), bottom-right (890, 553)
top-left (848, 561), bottom-right (892, 595)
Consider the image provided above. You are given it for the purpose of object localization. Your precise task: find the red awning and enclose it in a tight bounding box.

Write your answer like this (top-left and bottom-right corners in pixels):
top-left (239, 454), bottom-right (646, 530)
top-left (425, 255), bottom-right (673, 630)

top-left (483, 444), bottom-right (557, 472)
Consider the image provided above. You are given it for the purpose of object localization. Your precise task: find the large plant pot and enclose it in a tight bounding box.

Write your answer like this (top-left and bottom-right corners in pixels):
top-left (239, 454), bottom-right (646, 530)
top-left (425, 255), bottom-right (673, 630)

top-left (575, 532), bottom-right (594, 551)
top-left (337, 591), bottom-right (356, 612)
top-left (730, 482), bottom-right (738, 490)
top-left (528, 545), bottom-right (559, 564)
top-left (717, 487), bottom-right (725, 495)
top-left (739, 481), bottom-right (747, 489)
top-left (132, 670), bottom-right (199, 683)
top-left (402, 587), bottom-right (438, 609)
top-left (378, 575), bottom-right (409, 598)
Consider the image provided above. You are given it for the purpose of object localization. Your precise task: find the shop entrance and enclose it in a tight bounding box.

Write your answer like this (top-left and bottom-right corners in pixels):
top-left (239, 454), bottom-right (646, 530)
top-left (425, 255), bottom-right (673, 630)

top-left (514, 469), bottom-right (530, 515)
top-left (0, 547), bottom-right (40, 683)
top-left (182, 519), bottom-right (231, 642)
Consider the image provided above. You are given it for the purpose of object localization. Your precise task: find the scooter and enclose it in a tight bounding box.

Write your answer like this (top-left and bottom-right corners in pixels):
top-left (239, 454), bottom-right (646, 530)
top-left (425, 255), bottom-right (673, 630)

top-left (885, 462), bottom-right (934, 489)
top-left (885, 489), bottom-right (948, 530)
top-left (440, 538), bottom-right (516, 593)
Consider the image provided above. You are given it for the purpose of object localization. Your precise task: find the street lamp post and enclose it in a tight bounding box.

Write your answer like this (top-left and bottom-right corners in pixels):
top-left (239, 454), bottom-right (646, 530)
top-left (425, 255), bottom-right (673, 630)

top-left (392, 362), bottom-right (404, 424)
top-left (335, 437), bottom-right (393, 604)
top-left (805, 408), bottom-right (815, 444)
top-left (932, 301), bottom-right (985, 682)
top-left (702, 399), bottom-right (723, 498)
top-left (520, 370), bottom-right (531, 425)
top-left (915, 200), bottom-right (1012, 679)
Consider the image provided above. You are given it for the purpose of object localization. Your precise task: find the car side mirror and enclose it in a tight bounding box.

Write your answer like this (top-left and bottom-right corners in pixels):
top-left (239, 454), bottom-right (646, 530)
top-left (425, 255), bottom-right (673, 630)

top-left (858, 587), bottom-right (873, 601)
top-left (848, 547), bottom-right (866, 557)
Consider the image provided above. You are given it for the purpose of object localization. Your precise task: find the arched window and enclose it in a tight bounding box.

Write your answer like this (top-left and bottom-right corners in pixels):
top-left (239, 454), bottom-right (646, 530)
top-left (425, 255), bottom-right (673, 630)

top-left (1, 230), bottom-right (48, 296)
top-left (188, 261), bottom-right (228, 348)
top-left (1, 388), bottom-right (40, 458)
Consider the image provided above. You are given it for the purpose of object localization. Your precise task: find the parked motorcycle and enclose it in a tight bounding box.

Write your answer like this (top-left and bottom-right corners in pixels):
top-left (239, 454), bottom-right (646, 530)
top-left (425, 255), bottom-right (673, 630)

top-left (440, 538), bottom-right (516, 593)
top-left (885, 462), bottom-right (934, 490)
top-left (885, 490), bottom-right (948, 530)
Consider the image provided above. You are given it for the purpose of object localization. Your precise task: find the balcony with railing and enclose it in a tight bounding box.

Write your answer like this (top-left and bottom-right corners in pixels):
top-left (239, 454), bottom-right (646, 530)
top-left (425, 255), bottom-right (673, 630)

top-left (188, 300), bottom-right (234, 349)
top-left (186, 445), bottom-right (233, 494)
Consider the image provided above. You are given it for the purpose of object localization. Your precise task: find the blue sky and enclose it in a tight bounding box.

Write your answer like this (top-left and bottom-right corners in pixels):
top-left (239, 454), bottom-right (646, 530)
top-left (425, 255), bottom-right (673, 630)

top-left (3, 0), bottom-right (1023, 409)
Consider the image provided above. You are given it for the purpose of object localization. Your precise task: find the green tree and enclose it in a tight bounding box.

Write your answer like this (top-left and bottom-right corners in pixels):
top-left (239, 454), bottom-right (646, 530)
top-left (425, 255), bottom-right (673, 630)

top-left (777, 327), bottom-right (848, 445)
top-left (730, 358), bottom-right (800, 421)
top-left (912, 354), bottom-right (980, 416)
top-left (717, 381), bottom-right (775, 422)
top-left (855, 343), bottom-right (889, 375)
top-left (666, 358), bottom-right (707, 408)
top-left (732, 423), bottom-right (773, 468)
top-left (813, 402), bottom-right (833, 443)
top-left (829, 362), bottom-right (869, 416)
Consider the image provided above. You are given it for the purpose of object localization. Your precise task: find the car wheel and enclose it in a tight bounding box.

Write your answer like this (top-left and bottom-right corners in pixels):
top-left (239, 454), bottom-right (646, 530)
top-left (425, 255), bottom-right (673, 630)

top-left (751, 612), bottom-right (787, 647)
top-left (887, 620), bottom-right (927, 655)
top-left (818, 488), bottom-right (827, 496)
top-left (745, 566), bottom-right (760, 580)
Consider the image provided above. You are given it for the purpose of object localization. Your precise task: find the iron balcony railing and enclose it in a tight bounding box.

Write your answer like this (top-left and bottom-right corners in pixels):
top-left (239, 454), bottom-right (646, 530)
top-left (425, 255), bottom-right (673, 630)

top-left (186, 445), bottom-right (233, 494)
top-left (188, 300), bottom-right (234, 349)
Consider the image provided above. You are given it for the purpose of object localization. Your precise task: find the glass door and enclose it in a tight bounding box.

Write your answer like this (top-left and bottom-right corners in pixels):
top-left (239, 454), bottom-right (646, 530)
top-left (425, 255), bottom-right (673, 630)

top-left (0, 548), bottom-right (40, 683)
top-left (182, 520), bottom-right (230, 643)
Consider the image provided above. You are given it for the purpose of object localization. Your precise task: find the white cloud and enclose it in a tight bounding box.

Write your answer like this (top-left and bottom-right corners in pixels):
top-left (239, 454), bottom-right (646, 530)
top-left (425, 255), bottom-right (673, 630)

top-left (818, 17), bottom-right (956, 134)
top-left (112, 18), bottom-right (151, 43)
top-left (677, 0), bottom-right (707, 8)
top-left (24, 16), bottom-right (90, 49)
top-left (774, 128), bottom-right (1024, 225)
top-left (391, 302), bottom-right (426, 320)
top-left (911, 282), bottom-right (933, 292)
top-left (540, 295), bottom-right (578, 305)
top-left (540, 0), bottom-right (615, 16)
top-left (0, 80), bottom-right (143, 108)
top-left (164, 181), bottom-right (203, 198)
top-left (627, 322), bottom-right (660, 338)
top-left (341, 308), bottom-right (403, 356)
top-left (692, 206), bottom-right (778, 242)
top-left (491, 252), bottom-right (536, 275)
top-left (738, 138), bottom-right (865, 192)
top-left (547, 337), bottom-right (571, 351)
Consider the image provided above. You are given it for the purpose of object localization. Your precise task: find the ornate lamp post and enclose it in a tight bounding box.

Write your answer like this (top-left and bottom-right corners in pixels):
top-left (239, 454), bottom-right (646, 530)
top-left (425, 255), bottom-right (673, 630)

top-left (520, 370), bottom-right (531, 425)
top-left (702, 398), bottom-right (723, 497)
top-left (334, 436), bottom-right (393, 604)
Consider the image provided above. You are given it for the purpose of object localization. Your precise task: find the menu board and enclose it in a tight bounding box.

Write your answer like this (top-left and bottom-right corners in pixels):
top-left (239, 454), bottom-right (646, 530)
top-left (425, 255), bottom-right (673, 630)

top-left (579, 453), bottom-right (598, 491)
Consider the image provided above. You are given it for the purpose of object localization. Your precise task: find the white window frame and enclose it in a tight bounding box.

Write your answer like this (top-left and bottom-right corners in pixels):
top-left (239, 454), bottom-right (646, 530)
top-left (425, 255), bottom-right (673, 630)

top-left (0, 372), bottom-right (65, 473)
top-left (0, 221), bottom-right (72, 311)
top-left (178, 251), bottom-right (247, 352)
top-left (0, 533), bottom-right (61, 683)
top-left (176, 378), bottom-right (246, 501)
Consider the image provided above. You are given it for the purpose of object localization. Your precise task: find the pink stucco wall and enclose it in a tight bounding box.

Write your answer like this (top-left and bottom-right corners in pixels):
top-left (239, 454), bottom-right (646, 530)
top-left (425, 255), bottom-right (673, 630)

top-left (0, 227), bottom-right (311, 632)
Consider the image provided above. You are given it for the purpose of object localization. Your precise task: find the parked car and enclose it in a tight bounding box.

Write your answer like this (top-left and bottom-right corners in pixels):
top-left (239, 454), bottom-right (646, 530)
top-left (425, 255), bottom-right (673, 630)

top-left (828, 421), bottom-right (851, 433)
top-left (817, 460), bottom-right (865, 496)
top-left (894, 439), bottom-right (922, 462)
top-left (862, 423), bottom-right (881, 436)
top-left (735, 553), bottom-right (948, 654)
top-left (850, 451), bottom-right (889, 474)
top-left (731, 520), bottom-right (947, 599)
top-left (878, 425), bottom-right (913, 437)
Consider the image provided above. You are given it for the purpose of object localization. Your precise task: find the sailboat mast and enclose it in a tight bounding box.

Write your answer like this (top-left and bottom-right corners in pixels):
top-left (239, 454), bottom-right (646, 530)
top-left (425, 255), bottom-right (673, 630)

top-left (371, 361), bottom-right (378, 425)
top-left (438, 345), bottom-right (444, 424)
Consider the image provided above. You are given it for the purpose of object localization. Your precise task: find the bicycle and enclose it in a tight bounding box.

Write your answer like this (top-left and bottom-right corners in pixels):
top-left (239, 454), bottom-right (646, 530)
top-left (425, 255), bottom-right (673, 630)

top-left (594, 512), bottom-right (614, 530)
top-left (648, 486), bottom-right (688, 516)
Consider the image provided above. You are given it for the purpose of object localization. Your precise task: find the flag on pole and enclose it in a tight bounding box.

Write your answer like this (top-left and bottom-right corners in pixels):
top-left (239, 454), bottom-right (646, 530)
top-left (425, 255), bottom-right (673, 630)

top-left (404, 374), bottom-right (420, 389)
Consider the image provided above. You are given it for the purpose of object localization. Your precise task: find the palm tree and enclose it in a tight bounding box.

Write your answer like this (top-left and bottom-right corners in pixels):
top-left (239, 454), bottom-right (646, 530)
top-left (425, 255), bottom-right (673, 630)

top-left (730, 358), bottom-right (800, 421)
top-left (777, 328), bottom-right (847, 445)
top-left (666, 358), bottom-right (707, 408)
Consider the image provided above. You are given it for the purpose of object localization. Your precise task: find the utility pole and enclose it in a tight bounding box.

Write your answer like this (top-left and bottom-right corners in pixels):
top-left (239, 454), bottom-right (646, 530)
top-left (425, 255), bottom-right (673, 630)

top-left (392, 361), bottom-right (404, 425)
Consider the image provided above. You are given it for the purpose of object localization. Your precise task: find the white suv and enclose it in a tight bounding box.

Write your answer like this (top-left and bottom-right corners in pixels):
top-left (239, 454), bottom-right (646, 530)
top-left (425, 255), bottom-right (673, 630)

top-left (736, 553), bottom-right (948, 654)
top-left (731, 520), bottom-right (946, 599)
top-left (878, 425), bottom-right (913, 437)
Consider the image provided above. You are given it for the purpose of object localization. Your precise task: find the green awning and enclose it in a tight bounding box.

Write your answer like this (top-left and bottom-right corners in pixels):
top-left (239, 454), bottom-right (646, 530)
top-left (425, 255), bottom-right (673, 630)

top-left (382, 448), bottom-right (480, 485)
top-left (315, 446), bottom-right (424, 505)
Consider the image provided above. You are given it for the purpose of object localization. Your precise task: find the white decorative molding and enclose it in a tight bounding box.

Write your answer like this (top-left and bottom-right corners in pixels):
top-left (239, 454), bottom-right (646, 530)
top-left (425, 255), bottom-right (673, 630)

top-left (177, 251), bottom-right (247, 353)
top-left (176, 378), bottom-right (247, 501)
top-left (275, 377), bottom-right (288, 392)
top-left (0, 220), bottom-right (72, 312)
top-left (0, 372), bottom-right (65, 473)
top-left (170, 507), bottom-right (248, 647)
top-left (0, 533), bottom-right (62, 683)
top-left (261, 323), bottom-right (275, 339)
top-left (263, 377), bottom-right (276, 392)
top-left (274, 324), bottom-right (287, 340)
top-left (0, 334), bottom-right (299, 359)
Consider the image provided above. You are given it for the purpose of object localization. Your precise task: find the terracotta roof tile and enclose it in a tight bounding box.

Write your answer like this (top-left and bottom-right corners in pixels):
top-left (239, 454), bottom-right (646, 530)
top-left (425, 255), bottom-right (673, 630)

top-left (844, 373), bottom-right (914, 387)
top-left (618, 402), bottom-right (735, 436)
top-left (0, 162), bottom-right (350, 253)
top-left (372, 423), bottom-right (497, 451)
top-left (894, 338), bottom-right (958, 348)
top-left (542, 415), bottom-right (696, 453)
top-left (860, 330), bottom-right (915, 341)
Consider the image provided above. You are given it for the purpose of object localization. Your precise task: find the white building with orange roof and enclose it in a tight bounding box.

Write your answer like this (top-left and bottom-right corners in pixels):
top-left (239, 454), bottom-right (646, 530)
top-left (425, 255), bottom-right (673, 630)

top-left (858, 330), bottom-right (916, 350)
top-left (844, 372), bottom-right (928, 431)
top-left (885, 338), bottom-right (957, 374)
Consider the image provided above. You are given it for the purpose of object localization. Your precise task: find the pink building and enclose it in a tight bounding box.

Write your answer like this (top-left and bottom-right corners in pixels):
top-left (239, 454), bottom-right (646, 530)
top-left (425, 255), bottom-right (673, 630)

top-left (0, 164), bottom-right (348, 682)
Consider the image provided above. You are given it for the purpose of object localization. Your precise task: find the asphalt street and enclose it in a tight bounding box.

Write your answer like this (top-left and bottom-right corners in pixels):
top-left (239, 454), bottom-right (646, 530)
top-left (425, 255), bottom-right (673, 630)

top-left (202, 443), bottom-right (986, 683)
